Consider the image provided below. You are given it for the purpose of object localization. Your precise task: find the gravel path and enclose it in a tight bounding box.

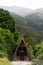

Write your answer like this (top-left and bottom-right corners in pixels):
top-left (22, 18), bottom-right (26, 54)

top-left (12, 61), bottom-right (32, 65)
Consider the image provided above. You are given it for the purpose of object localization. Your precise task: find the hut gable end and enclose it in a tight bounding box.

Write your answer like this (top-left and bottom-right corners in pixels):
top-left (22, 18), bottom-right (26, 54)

top-left (12, 37), bottom-right (32, 61)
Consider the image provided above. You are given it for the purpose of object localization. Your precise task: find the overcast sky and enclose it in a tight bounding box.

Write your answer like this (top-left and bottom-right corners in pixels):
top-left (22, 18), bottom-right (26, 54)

top-left (0, 0), bottom-right (43, 10)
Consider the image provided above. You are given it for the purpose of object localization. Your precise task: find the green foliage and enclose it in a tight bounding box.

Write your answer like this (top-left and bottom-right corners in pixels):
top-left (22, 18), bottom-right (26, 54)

top-left (0, 9), bottom-right (15, 33)
top-left (36, 42), bottom-right (43, 59)
top-left (32, 42), bottom-right (43, 59)
top-left (0, 28), bottom-right (20, 59)
top-left (0, 9), bottom-right (19, 59)
top-left (14, 31), bottom-right (20, 42)
top-left (0, 28), bottom-right (15, 58)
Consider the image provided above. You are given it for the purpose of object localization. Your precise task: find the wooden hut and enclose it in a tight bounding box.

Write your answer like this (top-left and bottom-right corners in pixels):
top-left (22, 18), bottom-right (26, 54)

top-left (12, 37), bottom-right (32, 61)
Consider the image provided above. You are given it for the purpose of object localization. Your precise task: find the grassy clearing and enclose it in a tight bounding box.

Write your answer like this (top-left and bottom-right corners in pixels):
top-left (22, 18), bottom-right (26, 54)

top-left (0, 57), bottom-right (12, 65)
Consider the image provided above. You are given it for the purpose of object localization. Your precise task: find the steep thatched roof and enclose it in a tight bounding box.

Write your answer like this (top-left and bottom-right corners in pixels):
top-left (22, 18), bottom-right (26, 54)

top-left (13, 37), bottom-right (32, 60)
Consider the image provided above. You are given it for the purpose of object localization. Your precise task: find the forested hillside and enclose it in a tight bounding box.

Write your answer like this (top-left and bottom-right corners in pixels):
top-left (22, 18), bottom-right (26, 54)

top-left (0, 9), bottom-right (19, 59)
top-left (25, 12), bottom-right (43, 31)
top-left (0, 8), bottom-right (43, 61)
top-left (11, 13), bottom-right (43, 44)
top-left (10, 12), bottom-right (43, 60)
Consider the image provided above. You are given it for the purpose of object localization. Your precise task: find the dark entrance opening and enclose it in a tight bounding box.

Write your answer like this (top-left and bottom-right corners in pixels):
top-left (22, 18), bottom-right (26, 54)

top-left (17, 47), bottom-right (27, 60)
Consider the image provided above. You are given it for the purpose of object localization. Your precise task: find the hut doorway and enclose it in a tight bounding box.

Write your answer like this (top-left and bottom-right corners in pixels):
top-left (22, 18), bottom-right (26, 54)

top-left (17, 47), bottom-right (27, 60)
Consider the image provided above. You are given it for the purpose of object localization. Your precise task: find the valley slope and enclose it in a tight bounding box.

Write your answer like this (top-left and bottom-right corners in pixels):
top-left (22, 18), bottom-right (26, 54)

top-left (11, 13), bottom-right (43, 44)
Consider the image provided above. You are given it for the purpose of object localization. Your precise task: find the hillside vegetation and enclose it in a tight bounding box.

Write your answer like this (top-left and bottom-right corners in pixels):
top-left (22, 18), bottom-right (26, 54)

top-left (11, 12), bottom-right (43, 60)
top-left (25, 12), bottom-right (43, 31)
top-left (11, 13), bottom-right (43, 44)
top-left (0, 9), bottom-right (19, 59)
top-left (0, 8), bottom-right (43, 62)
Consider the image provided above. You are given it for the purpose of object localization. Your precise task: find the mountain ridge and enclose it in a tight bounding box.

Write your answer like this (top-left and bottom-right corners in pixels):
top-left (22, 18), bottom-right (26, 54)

top-left (0, 5), bottom-right (32, 17)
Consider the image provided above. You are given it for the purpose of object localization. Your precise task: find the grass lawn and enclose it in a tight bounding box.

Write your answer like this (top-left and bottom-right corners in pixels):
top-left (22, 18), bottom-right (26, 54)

top-left (0, 57), bottom-right (12, 65)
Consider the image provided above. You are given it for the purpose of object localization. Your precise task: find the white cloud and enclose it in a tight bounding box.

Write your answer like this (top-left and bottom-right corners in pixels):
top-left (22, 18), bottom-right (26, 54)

top-left (0, 0), bottom-right (43, 10)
